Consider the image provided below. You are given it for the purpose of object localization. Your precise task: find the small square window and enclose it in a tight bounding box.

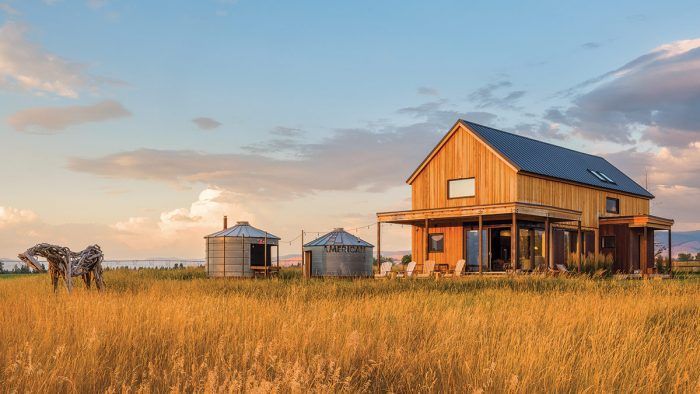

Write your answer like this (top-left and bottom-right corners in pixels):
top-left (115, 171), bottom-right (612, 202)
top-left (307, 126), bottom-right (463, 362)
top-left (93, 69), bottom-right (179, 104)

top-left (448, 178), bottom-right (475, 198)
top-left (606, 197), bottom-right (620, 214)
top-left (601, 236), bottom-right (616, 249)
top-left (429, 233), bottom-right (444, 252)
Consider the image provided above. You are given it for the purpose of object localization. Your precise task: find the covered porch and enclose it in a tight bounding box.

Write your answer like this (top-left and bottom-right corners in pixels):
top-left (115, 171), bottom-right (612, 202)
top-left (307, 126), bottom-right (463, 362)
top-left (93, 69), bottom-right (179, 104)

top-left (599, 215), bottom-right (674, 275)
top-left (376, 202), bottom-right (582, 274)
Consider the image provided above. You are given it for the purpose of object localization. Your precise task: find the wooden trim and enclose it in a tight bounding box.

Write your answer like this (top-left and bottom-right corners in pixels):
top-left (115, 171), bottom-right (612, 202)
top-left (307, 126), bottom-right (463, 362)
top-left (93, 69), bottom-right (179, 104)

top-left (378, 202), bottom-right (581, 224)
top-left (600, 215), bottom-right (674, 229)
top-left (406, 121), bottom-right (519, 184)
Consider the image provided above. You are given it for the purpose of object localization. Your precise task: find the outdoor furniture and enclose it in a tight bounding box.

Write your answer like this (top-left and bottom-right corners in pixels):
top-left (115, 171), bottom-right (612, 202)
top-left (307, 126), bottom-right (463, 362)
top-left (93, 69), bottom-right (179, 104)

top-left (374, 262), bottom-right (393, 279)
top-left (397, 261), bottom-right (417, 278)
top-left (555, 264), bottom-right (572, 276)
top-left (443, 259), bottom-right (466, 278)
top-left (416, 260), bottom-right (436, 279)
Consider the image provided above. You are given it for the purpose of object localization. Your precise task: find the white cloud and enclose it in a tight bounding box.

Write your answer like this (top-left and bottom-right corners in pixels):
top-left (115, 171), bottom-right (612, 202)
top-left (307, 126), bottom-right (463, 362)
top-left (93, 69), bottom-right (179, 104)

top-left (8, 100), bottom-right (131, 132)
top-left (0, 22), bottom-right (118, 98)
top-left (0, 206), bottom-right (37, 228)
top-left (110, 188), bottom-right (254, 252)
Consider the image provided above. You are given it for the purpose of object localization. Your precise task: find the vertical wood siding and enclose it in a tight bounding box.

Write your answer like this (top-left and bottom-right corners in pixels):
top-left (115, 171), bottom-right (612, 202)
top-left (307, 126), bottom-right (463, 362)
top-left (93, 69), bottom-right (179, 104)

top-left (411, 125), bottom-right (518, 210)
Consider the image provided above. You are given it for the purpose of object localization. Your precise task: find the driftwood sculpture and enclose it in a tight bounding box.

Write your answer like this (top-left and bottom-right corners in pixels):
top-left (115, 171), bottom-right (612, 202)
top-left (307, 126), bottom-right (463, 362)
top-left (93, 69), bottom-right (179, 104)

top-left (18, 243), bottom-right (105, 293)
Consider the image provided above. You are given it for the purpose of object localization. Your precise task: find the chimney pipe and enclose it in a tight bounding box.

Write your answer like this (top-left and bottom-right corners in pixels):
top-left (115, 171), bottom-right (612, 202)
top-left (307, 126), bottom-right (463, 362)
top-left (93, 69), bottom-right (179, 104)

top-left (223, 215), bottom-right (228, 230)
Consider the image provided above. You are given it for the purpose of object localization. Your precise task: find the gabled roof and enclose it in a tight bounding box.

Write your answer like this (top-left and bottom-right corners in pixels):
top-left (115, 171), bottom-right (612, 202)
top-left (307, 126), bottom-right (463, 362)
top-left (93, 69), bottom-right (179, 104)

top-left (407, 120), bottom-right (654, 199)
top-left (304, 228), bottom-right (373, 247)
top-left (205, 221), bottom-right (280, 239)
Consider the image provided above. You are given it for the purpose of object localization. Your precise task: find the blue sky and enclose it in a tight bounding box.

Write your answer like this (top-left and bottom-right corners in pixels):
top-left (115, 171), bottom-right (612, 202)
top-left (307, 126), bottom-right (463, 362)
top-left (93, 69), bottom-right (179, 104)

top-left (1, 0), bottom-right (700, 258)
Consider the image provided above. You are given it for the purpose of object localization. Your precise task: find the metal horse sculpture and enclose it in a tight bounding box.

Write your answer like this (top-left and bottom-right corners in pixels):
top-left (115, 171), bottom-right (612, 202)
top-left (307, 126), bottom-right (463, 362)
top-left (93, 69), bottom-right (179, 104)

top-left (18, 243), bottom-right (105, 293)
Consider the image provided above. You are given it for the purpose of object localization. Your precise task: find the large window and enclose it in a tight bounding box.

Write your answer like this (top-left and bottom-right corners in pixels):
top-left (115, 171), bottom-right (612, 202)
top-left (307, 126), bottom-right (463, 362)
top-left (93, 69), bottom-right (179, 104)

top-left (448, 178), bottom-right (475, 198)
top-left (429, 233), bottom-right (444, 252)
top-left (606, 197), bottom-right (620, 214)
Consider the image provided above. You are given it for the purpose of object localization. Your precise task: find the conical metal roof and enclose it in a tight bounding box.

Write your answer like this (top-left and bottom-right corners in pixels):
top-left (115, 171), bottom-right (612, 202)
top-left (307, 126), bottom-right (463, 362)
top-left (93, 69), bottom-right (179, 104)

top-left (304, 228), bottom-right (373, 247)
top-left (205, 221), bottom-right (280, 239)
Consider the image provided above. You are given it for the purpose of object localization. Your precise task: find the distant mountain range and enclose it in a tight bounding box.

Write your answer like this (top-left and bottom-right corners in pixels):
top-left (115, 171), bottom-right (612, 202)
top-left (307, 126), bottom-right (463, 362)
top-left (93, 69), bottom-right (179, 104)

top-left (656, 230), bottom-right (700, 257)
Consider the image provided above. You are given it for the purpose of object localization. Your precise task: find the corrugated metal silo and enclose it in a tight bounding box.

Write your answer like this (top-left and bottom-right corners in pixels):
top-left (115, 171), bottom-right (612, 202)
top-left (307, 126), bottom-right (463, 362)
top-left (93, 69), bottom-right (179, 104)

top-left (303, 228), bottom-right (373, 277)
top-left (205, 218), bottom-right (280, 278)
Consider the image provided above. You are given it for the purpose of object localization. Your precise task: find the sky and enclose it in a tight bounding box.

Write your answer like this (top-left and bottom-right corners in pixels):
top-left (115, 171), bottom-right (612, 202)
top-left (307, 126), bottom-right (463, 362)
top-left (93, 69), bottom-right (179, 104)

top-left (1, 0), bottom-right (700, 259)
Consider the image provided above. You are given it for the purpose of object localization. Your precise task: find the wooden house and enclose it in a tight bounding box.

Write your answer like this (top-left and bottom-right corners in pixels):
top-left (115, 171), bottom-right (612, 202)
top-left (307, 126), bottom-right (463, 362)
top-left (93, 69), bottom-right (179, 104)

top-left (376, 120), bottom-right (674, 274)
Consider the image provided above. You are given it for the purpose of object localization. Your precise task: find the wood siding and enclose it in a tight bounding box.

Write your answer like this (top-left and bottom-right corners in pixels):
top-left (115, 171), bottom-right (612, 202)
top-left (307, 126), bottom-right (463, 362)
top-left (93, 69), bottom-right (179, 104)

top-left (412, 223), bottom-right (463, 271)
top-left (411, 125), bottom-right (517, 210)
top-left (517, 174), bottom-right (650, 228)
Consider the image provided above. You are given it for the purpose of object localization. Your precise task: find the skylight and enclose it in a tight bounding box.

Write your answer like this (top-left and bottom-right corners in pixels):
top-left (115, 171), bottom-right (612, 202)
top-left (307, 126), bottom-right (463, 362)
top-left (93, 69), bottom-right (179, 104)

top-left (588, 169), bottom-right (616, 184)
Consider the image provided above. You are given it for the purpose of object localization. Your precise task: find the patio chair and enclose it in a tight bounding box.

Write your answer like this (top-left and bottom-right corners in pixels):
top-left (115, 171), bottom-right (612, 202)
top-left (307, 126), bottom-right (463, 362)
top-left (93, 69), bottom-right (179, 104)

top-left (556, 264), bottom-right (572, 276)
top-left (443, 259), bottom-right (466, 278)
top-left (374, 262), bottom-right (393, 279)
top-left (416, 260), bottom-right (436, 279)
top-left (397, 261), bottom-right (417, 278)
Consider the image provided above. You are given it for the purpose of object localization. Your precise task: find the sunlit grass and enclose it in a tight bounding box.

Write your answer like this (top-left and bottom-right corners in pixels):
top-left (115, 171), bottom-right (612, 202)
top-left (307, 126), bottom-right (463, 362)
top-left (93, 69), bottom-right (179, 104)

top-left (1, 268), bottom-right (698, 392)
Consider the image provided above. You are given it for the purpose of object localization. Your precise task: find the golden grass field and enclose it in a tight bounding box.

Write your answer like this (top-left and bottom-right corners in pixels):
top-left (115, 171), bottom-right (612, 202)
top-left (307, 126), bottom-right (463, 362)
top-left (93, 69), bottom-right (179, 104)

top-left (1, 269), bottom-right (699, 393)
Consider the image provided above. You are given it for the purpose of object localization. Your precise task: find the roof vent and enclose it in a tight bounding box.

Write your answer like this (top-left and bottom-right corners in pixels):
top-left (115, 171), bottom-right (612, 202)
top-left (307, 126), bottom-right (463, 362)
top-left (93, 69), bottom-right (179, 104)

top-left (236, 221), bottom-right (250, 226)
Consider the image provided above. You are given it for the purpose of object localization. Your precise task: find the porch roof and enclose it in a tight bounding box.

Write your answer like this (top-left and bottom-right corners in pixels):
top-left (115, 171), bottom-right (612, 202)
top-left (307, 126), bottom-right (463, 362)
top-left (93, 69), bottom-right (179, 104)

top-left (377, 202), bottom-right (581, 224)
top-left (599, 215), bottom-right (674, 230)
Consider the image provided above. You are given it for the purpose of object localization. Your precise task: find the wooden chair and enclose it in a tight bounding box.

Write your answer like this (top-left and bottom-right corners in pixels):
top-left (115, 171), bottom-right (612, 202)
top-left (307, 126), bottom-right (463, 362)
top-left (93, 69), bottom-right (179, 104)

top-left (397, 261), bottom-right (417, 278)
top-left (443, 259), bottom-right (466, 278)
top-left (416, 260), bottom-right (436, 279)
top-left (374, 262), bottom-right (393, 279)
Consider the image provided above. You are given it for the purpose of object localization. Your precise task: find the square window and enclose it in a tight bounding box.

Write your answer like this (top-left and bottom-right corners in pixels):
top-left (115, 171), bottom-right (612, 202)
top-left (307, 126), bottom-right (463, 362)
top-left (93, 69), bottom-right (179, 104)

top-left (606, 197), bottom-right (620, 214)
top-left (429, 233), bottom-right (444, 252)
top-left (448, 178), bottom-right (475, 198)
top-left (601, 236), bottom-right (616, 249)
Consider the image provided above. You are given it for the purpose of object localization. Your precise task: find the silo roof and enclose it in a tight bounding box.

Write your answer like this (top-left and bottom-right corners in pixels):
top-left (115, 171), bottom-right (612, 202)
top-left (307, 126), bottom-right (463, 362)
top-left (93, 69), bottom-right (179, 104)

top-left (304, 228), bottom-right (373, 247)
top-left (205, 221), bottom-right (280, 239)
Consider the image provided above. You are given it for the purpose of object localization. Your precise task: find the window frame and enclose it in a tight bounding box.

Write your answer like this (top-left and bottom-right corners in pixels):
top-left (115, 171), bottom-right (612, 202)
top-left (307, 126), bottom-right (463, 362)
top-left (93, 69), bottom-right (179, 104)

top-left (605, 197), bottom-right (620, 214)
top-left (428, 233), bottom-right (445, 253)
top-left (447, 177), bottom-right (476, 199)
top-left (601, 236), bottom-right (616, 249)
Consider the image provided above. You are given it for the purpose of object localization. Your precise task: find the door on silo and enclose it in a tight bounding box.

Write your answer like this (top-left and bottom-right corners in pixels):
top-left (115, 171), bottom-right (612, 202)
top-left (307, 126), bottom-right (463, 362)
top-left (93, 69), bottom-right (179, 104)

top-left (304, 250), bottom-right (312, 277)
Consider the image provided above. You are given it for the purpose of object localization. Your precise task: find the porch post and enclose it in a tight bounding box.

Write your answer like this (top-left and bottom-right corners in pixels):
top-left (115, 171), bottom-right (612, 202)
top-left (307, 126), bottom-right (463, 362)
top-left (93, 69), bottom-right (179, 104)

top-left (642, 226), bottom-right (648, 275)
top-left (511, 212), bottom-right (517, 272)
top-left (424, 218), bottom-right (430, 266)
top-left (478, 215), bottom-right (483, 274)
top-left (544, 217), bottom-right (550, 271)
top-left (668, 229), bottom-right (673, 277)
top-left (577, 220), bottom-right (582, 273)
top-left (377, 221), bottom-right (383, 275)
top-left (549, 224), bottom-right (555, 270)
top-left (594, 227), bottom-right (600, 263)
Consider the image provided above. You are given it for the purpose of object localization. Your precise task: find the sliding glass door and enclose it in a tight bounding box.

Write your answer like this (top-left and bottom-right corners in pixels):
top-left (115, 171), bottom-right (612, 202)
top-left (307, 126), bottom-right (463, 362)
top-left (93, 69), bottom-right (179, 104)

top-left (465, 229), bottom-right (489, 272)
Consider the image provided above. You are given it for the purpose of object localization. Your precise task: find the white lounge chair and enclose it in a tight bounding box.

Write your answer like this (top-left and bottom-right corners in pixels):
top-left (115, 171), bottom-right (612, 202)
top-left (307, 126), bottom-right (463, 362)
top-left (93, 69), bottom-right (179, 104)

top-left (416, 260), bottom-right (436, 279)
top-left (374, 261), bottom-right (393, 279)
top-left (397, 261), bottom-right (417, 278)
top-left (555, 264), bottom-right (572, 276)
top-left (443, 259), bottom-right (466, 278)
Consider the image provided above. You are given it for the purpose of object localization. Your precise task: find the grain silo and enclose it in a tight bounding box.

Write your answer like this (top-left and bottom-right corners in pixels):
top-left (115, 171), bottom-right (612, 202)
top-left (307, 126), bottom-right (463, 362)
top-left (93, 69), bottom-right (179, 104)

top-left (205, 217), bottom-right (280, 278)
top-left (303, 228), bottom-right (373, 277)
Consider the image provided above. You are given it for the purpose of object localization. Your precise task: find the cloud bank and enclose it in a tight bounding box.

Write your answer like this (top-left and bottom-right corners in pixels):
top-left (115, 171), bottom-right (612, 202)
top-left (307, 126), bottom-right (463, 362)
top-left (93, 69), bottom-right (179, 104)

top-left (8, 100), bottom-right (131, 132)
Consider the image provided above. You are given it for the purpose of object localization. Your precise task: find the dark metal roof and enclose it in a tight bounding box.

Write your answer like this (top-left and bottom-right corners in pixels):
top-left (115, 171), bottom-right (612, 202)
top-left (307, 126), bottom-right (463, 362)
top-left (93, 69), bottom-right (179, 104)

top-left (460, 120), bottom-right (654, 198)
top-left (304, 228), bottom-right (373, 247)
top-left (205, 221), bottom-right (280, 239)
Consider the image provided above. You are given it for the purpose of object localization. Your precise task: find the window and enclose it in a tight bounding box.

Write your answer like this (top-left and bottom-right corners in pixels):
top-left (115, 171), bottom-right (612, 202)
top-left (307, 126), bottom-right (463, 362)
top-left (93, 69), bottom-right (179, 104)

top-left (588, 169), bottom-right (616, 184)
top-left (606, 197), bottom-right (620, 214)
top-left (448, 178), bottom-right (475, 198)
top-left (601, 236), bottom-right (616, 249)
top-left (429, 233), bottom-right (444, 252)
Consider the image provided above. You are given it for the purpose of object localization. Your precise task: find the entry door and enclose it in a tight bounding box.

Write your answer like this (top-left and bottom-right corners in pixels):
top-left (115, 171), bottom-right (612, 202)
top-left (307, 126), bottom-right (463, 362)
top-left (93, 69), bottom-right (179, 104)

top-left (465, 229), bottom-right (489, 272)
top-left (490, 227), bottom-right (511, 272)
top-left (304, 250), bottom-right (312, 277)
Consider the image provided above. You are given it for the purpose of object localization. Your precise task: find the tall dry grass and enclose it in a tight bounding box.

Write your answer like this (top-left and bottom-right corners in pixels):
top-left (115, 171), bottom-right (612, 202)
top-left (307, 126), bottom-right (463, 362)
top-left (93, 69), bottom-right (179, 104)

top-left (1, 269), bottom-right (699, 393)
